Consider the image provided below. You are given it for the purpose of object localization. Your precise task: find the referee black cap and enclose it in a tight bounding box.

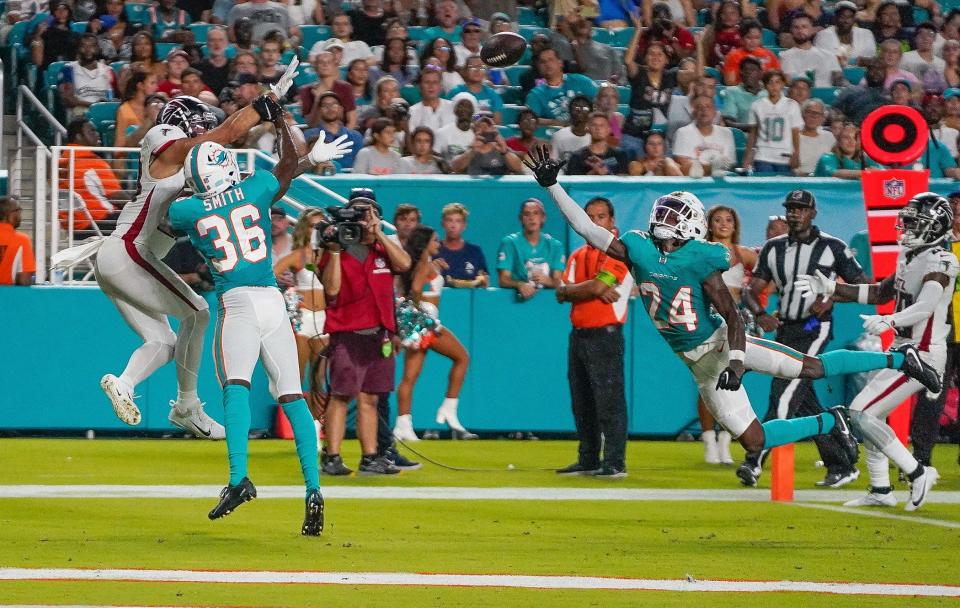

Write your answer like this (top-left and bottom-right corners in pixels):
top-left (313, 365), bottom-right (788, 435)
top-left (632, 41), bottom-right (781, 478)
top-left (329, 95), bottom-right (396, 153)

top-left (783, 189), bottom-right (816, 209)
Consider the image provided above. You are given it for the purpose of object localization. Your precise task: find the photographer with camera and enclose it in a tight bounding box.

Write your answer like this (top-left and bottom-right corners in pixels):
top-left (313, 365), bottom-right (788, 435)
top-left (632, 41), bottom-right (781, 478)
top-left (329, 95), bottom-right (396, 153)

top-left (315, 191), bottom-right (412, 476)
top-left (449, 113), bottom-right (524, 176)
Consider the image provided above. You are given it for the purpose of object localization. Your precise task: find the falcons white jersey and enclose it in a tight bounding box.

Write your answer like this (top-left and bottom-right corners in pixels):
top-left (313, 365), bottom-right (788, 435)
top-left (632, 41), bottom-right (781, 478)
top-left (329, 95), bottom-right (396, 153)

top-left (893, 246), bottom-right (959, 349)
top-left (112, 124), bottom-right (189, 249)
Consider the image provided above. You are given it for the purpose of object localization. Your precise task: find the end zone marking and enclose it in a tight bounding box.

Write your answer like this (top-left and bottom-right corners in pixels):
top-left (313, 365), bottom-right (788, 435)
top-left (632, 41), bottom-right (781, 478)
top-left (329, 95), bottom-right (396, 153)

top-left (0, 568), bottom-right (957, 597)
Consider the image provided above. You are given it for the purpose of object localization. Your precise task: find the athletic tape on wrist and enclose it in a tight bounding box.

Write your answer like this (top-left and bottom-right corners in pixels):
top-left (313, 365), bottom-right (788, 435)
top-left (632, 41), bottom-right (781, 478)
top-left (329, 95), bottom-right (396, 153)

top-left (728, 350), bottom-right (745, 362)
top-left (857, 284), bottom-right (870, 305)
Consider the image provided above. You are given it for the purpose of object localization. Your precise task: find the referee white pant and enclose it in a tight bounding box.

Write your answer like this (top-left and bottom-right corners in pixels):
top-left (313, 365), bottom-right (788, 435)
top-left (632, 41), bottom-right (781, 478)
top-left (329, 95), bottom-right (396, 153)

top-left (681, 326), bottom-right (811, 438)
top-left (214, 287), bottom-right (302, 399)
top-left (94, 234), bottom-right (209, 393)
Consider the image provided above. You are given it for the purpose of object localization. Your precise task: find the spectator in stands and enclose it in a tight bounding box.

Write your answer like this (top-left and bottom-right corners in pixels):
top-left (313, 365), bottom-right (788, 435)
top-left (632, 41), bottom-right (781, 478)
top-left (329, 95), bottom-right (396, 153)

top-left (437, 203), bottom-right (488, 287)
top-left (302, 51), bottom-right (357, 129)
top-left (122, 32), bottom-right (166, 89)
top-left (786, 75), bottom-right (812, 105)
top-left (30, 0), bottom-right (78, 71)
top-left (232, 17), bottom-right (256, 53)
top-left (287, 0), bottom-right (324, 38)
top-left (0, 197), bottom-right (35, 286)
top-left (158, 48), bottom-right (191, 98)
top-left (929, 96), bottom-right (960, 159)
top-left (149, 0), bottom-right (191, 42)
top-left (447, 56), bottom-right (504, 122)
top-left (346, 58), bottom-right (374, 114)
top-left (271, 207), bottom-right (292, 260)
top-left (196, 25), bottom-right (231, 95)
top-left (557, 12), bottom-right (625, 82)
top-left (702, 0), bottom-right (743, 67)
top-left (872, 0), bottom-right (911, 47)
top-left (369, 38), bottom-right (417, 87)
top-left (902, 22), bottom-right (945, 83)
top-left (393, 204), bottom-right (421, 246)
top-left (385, 97), bottom-right (410, 155)
top-left (420, 37), bottom-right (464, 93)
top-left (490, 12), bottom-right (513, 34)
top-left (227, 0), bottom-right (291, 44)
top-left (918, 99), bottom-right (960, 179)
top-left (400, 126), bottom-right (448, 174)
top-left (944, 40), bottom-right (960, 89)
top-left (435, 92), bottom-right (477, 164)
top-left (425, 0), bottom-right (462, 43)
top-left (722, 57), bottom-right (766, 129)
top-left (349, 0), bottom-right (391, 47)
top-left (780, 14), bottom-right (841, 87)
top-left (813, 123), bottom-right (881, 178)
top-left (90, 0), bottom-right (135, 62)
top-left (354, 118), bottom-right (404, 174)
top-left (628, 131), bottom-right (683, 175)
top-left (633, 4), bottom-right (695, 67)
top-left (624, 41), bottom-right (676, 151)
top-left (565, 113), bottom-right (630, 176)
top-left (593, 83), bottom-right (624, 145)
top-left (180, 68), bottom-right (215, 105)
top-left (231, 50), bottom-right (260, 79)
top-left (409, 66), bottom-right (455, 132)
top-left (890, 78), bottom-right (913, 105)
top-left (454, 18), bottom-right (484, 67)
top-left (666, 74), bottom-right (722, 141)
top-left (300, 92), bottom-right (363, 170)
top-left (796, 99), bottom-right (836, 176)
top-left (550, 95), bottom-right (592, 163)
top-left (360, 75), bottom-right (400, 129)
top-left (229, 73), bottom-right (260, 109)
top-left (814, 1), bottom-right (877, 67)
top-left (497, 198), bottom-right (564, 300)
top-left (59, 118), bottom-right (125, 234)
top-left (60, 33), bottom-right (118, 120)
top-left (525, 48), bottom-right (598, 126)
top-left (518, 35), bottom-right (572, 94)
top-left (877, 39), bottom-right (921, 90)
top-left (114, 70), bottom-right (161, 153)
top-left (833, 59), bottom-right (890, 123)
top-left (723, 20), bottom-right (780, 85)
top-left (449, 113), bottom-right (524, 176)
top-left (744, 70), bottom-right (802, 174)
top-left (371, 19), bottom-right (416, 64)
top-left (945, 88), bottom-right (960, 130)
top-left (672, 94), bottom-right (735, 176)
top-left (506, 108), bottom-right (549, 155)
top-left (778, 0), bottom-right (832, 45)
top-left (312, 13), bottom-right (374, 67)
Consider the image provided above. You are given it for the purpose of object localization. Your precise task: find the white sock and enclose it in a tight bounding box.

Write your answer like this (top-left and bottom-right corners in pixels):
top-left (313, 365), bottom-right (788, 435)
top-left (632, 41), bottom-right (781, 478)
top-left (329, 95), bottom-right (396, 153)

top-left (701, 429), bottom-right (716, 443)
top-left (879, 437), bottom-right (920, 479)
top-left (865, 442), bottom-right (891, 489)
top-left (440, 397), bottom-right (459, 410)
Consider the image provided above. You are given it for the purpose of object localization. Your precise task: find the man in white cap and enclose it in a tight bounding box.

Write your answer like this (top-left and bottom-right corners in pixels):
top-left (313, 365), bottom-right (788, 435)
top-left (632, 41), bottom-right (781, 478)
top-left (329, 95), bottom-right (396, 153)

top-left (435, 92), bottom-right (478, 163)
top-left (308, 13), bottom-right (373, 67)
top-left (814, 1), bottom-right (877, 67)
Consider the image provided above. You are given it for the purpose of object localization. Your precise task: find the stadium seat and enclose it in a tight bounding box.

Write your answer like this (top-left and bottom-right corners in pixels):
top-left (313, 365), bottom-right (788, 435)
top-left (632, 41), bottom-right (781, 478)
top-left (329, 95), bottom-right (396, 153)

top-left (70, 22), bottom-right (87, 34)
top-left (299, 25), bottom-right (331, 52)
top-left (761, 28), bottom-right (777, 47)
top-left (505, 65), bottom-right (531, 84)
top-left (87, 101), bottom-right (120, 145)
top-left (697, 7), bottom-right (709, 26)
top-left (400, 84), bottom-right (421, 104)
top-left (730, 126), bottom-right (747, 166)
top-left (843, 66), bottom-right (865, 84)
top-left (497, 125), bottom-right (517, 139)
top-left (285, 104), bottom-right (305, 125)
top-left (281, 49), bottom-right (298, 65)
top-left (517, 6), bottom-right (540, 26)
top-left (616, 86), bottom-right (630, 104)
top-left (124, 3), bottom-right (150, 25)
top-left (497, 85), bottom-right (524, 105)
top-left (293, 66), bottom-right (318, 88)
top-left (811, 87), bottom-right (839, 104)
top-left (188, 23), bottom-right (211, 44)
top-left (110, 61), bottom-right (127, 78)
top-left (501, 104), bottom-right (523, 124)
top-left (705, 66), bottom-right (722, 81)
top-left (518, 26), bottom-right (551, 42)
top-left (154, 42), bottom-right (179, 60)
top-left (610, 28), bottom-right (635, 47)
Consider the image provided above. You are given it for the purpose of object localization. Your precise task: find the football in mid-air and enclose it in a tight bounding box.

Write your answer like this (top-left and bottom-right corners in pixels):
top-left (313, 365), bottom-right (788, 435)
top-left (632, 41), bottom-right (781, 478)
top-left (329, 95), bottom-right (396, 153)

top-left (480, 32), bottom-right (527, 68)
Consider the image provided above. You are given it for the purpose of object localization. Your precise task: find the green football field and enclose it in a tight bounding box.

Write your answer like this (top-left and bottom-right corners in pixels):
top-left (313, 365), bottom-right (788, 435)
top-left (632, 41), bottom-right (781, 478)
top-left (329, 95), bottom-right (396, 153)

top-left (0, 438), bottom-right (958, 607)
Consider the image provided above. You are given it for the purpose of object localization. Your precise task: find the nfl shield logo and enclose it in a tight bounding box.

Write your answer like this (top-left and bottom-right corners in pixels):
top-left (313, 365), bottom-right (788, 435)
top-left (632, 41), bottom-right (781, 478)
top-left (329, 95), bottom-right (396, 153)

top-left (883, 178), bottom-right (905, 200)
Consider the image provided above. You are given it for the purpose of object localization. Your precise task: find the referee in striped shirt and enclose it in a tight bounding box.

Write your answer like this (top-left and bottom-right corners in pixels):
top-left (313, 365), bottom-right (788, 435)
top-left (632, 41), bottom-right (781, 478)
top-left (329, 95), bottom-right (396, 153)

top-left (744, 189), bottom-right (868, 487)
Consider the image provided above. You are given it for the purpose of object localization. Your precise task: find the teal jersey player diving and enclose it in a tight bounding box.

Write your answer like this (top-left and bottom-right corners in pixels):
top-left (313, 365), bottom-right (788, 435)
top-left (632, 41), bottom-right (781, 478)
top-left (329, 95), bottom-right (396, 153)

top-left (621, 231), bottom-right (730, 353)
top-left (523, 144), bottom-right (942, 489)
top-left (168, 168), bottom-right (281, 294)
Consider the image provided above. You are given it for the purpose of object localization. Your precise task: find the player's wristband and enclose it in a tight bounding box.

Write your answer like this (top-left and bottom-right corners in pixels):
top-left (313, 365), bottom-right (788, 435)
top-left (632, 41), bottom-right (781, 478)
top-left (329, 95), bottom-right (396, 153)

top-left (728, 350), bottom-right (746, 362)
top-left (595, 269), bottom-right (618, 288)
top-left (857, 284), bottom-right (870, 305)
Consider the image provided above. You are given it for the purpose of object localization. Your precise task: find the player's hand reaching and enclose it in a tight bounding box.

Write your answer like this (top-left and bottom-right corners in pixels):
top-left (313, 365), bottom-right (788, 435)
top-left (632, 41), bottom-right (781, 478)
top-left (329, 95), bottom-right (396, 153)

top-left (522, 144), bottom-right (566, 188)
top-left (860, 313), bottom-right (895, 335)
top-left (252, 94), bottom-right (285, 124)
top-left (716, 362), bottom-right (744, 391)
top-left (794, 269), bottom-right (836, 299)
top-left (308, 132), bottom-right (354, 165)
top-left (270, 55), bottom-right (300, 99)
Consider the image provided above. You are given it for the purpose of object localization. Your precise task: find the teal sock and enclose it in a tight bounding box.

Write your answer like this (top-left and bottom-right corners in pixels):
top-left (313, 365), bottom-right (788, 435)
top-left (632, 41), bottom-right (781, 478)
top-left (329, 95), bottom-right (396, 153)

top-left (762, 413), bottom-right (836, 450)
top-left (820, 350), bottom-right (902, 376)
top-left (281, 398), bottom-right (320, 494)
top-left (223, 384), bottom-right (251, 486)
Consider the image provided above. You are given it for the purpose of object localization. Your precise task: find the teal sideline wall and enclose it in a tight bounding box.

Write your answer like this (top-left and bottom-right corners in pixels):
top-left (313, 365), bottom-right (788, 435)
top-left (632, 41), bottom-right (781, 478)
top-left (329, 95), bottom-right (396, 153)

top-left (4, 175), bottom-right (939, 434)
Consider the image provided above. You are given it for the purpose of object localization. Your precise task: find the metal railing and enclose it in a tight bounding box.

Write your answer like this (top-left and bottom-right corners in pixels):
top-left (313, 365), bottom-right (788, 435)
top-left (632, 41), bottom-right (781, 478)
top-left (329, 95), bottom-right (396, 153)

top-left (1, 56), bottom-right (6, 170)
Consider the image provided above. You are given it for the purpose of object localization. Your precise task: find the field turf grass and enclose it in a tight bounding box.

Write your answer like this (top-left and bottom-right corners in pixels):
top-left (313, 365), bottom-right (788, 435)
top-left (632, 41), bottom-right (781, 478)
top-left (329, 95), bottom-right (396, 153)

top-left (0, 438), bottom-right (958, 607)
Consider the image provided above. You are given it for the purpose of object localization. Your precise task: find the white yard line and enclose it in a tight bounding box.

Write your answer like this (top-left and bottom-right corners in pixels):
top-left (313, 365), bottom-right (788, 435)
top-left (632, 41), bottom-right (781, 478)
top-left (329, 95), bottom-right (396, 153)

top-left (0, 485), bottom-right (958, 504)
top-left (0, 568), bottom-right (957, 597)
top-left (788, 502), bottom-right (960, 529)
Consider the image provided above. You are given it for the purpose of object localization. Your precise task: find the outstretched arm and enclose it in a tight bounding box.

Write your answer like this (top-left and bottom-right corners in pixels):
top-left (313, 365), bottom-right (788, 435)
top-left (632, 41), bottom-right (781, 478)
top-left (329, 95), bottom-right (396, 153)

top-left (796, 271), bottom-right (895, 305)
top-left (859, 274), bottom-right (948, 335)
top-left (523, 145), bottom-right (629, 262)
top-left (272, 116), bottom-right (299, 202)
top-left (703, 270), bottom-right (746, 390)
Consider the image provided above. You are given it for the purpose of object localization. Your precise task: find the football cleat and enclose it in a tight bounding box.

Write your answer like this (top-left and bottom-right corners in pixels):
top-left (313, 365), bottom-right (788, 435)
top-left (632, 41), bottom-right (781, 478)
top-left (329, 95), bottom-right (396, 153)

top-left (301, 489), bottom-right (324, 536)
top-left (827, 406), bottom-right (859, 466)
top-left (556, 462), bottom-right (600, 476)
top-left (208, 477), bottom-right (257, 519)
top-left (736, 462), bottom-right (762, 487)
top-left (169, 400), bottom-right (226, 440)
top-left (843, 488), bottom-right (897, 507)
top-left (815, 468), bottom-right (860, 488)
top-left (905, 466), bottom-right (939, 512)
top-left (891, 343), bottom-right (942, 394)
top-left (101, 374), bottom-right (141, 425)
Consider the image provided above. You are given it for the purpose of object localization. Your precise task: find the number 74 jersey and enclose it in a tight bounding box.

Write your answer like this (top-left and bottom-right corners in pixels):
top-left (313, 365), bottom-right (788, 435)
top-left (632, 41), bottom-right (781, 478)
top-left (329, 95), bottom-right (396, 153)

top-left (621, 231), bottom-right (732, 353)
top-left (168, 170), bottom-right (281, 294)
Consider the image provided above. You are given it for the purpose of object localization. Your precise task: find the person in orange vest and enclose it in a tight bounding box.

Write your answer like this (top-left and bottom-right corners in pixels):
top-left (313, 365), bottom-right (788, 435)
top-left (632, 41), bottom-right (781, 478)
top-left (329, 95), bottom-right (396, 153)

top-left (0, 196), bottom-right (35, 286)
top-left (555, 197), bottom-right (634, 478)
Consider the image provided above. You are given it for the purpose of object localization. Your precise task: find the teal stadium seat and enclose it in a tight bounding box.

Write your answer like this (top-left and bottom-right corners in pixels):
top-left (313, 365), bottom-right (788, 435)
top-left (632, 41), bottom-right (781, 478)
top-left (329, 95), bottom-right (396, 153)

top-left (124, 3), bottom-right (150, 25)
top-left (761, 28), bottom-right (777, 47)
top-left (517, 6), bottom-right (540, 26)
top-left (705, 66), bottom-right (722, 81)
top-left (285, 104), bottom-right (305, 125)
top-left (293, 66), bottom-right (318, 88)
top-left (501, 104), bottom-right (523, 124)
top-left (497, 85), bottom-right (524, 105)
top-left (87, 101), bottom-right (120, 146)
top-left (43, 60), bottom-right (67, 120)
top-left (111, 61), bottom-right (127, 78)
top-left (70, 22), bottom-right (87, 34)
top-left (730, 126), bottom-right (746, 166)
top-left (843, 66), bottom-right (865, 84)
top-left (188, 23), bottom-right (211, 44)
top-left (518, 26), bottom-right (551, 42)
top-left (616, 86), bottom-right (630, 104)
top-left (154, 42), bottom-right (179, 60)
top-left (811, 87), bottom-right (839, 104)
top-left (505, 65), bottom-right (530, 84)
top-left (299, 25), bottom-right (331, 52)
top-left (400, 84), bottom-right (421, 105)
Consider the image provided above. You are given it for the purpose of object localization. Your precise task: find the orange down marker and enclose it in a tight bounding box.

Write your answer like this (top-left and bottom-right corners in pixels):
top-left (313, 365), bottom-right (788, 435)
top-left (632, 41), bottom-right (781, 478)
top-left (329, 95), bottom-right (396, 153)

top-left (770, 444), bottom-right (795, 502)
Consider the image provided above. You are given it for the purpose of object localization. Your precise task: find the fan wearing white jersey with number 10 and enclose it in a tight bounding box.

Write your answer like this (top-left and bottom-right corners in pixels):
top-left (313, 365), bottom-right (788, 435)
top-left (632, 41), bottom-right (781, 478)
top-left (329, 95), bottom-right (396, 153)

top-left (94, 79), bottom-right (294, 437)
top-left (795, 192), bottom-right (959, 512)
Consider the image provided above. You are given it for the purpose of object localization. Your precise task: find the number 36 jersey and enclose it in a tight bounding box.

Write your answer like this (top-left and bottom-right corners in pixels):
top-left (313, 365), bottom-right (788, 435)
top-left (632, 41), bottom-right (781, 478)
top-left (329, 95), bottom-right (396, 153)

top-left (621, 231), bottom-right (731, 353)
top-left (168, 170), bottom-right (281, 294)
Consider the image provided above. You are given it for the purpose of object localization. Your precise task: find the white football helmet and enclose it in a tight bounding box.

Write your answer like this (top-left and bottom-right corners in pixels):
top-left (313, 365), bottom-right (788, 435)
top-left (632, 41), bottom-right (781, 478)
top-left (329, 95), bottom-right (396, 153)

top-left (183, 141), bottom-right (240, 198)
top-left (649, 191), bottom-right (707, 241)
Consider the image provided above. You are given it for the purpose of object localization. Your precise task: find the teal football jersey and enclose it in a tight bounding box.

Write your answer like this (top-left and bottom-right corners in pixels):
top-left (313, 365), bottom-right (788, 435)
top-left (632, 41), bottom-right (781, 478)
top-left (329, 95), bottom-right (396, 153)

top-left (621, 231), bottom-right (731, 353)
top-left (168, 170), bottom-right (281, 294)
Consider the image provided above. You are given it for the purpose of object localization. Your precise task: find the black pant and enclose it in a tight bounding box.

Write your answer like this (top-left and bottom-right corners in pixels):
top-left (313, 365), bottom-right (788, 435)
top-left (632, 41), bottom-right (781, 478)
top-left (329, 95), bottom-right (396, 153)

top-left (911, 342), bottom-right (960, 465)
top-left (568, 325), bottom-right (628, 469)
top-left (764, 319), bottom-right (849, 472)
top-left (376, 393), bottom-right (393, 456)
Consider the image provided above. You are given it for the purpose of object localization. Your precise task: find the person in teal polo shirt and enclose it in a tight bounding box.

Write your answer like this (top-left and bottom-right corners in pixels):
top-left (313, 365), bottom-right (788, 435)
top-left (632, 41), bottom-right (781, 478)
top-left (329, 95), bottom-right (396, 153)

top-left (497, 198), bottom-right (566, 300)
top-left (524, 48), bottom-right (599, 125)
top-left (917, 98), bottom-right (960, 179)
top-left (423, 0), bottom-right (462, 43)
top-left (814, 123), bottom-right (882, 179)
